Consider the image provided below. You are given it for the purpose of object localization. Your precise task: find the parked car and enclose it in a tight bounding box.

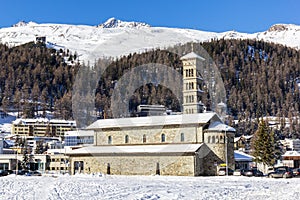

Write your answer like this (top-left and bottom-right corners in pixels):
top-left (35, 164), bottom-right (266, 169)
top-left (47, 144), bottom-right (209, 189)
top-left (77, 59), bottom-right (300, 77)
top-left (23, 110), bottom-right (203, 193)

top-left (242, 169), bottom-right (252, 177)
top-left (218, 167), bottom-right (234, 176)
top-left (233, 169), bottom-right (242, 176)
top-left (5, 170), bottom-right (14, 175)
top-left (17, 170), bottom-right (30, 176)
top-left (268, 167), bottom-right (293, 178)
top-left (267, 167), bottom-right (275, 175)
top-left (26, 171), bottom-right (42, 176)
top-left (29, 171), bottom-right (42, 176)
top-left (292, 168), bottom-right (300, 177)
top-left (0, 170), bottom-right (9, 176)
top-left (251, 168), bottom-right (264, 177)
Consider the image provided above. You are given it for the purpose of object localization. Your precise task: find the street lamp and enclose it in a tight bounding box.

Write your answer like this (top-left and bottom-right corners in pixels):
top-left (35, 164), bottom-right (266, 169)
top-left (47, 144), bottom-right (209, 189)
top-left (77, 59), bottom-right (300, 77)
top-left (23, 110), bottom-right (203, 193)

top-left (16, 148), bottom-right (18, 176)
top-left (225, 125), bottom-right (228, 176)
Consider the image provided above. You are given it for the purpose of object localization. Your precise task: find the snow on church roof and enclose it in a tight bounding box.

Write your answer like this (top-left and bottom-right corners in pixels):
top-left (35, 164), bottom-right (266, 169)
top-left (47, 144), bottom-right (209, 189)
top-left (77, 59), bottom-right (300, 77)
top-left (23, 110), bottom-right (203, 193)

top-left (207, 121), bottom-right (236, 132)
top-left (67, 144), bottom-right (204, 155)
top-left (87, 113), bottom-right (219, 129)
top-left (180, 52), bottom-right (205, 60)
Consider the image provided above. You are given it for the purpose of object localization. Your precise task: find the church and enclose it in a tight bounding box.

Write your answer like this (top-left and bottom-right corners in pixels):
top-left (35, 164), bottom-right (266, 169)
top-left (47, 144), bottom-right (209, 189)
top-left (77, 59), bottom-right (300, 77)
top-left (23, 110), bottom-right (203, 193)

top-left (67, 51), bottom-right (236, 176)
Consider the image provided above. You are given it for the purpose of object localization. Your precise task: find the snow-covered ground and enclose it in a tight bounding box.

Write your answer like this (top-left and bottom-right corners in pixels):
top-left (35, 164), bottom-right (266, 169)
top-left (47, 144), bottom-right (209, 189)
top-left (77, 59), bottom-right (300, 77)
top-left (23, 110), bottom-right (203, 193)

top-left (1, 174), bottom-right (299, 200)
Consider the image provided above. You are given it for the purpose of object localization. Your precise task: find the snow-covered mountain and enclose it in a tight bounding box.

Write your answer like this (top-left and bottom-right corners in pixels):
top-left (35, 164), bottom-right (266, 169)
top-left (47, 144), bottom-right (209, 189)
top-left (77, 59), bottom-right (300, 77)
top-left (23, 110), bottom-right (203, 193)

top-left (97, 17), bottom-right (150, 28)
top-left (0, 18), bottom-right (300, 63)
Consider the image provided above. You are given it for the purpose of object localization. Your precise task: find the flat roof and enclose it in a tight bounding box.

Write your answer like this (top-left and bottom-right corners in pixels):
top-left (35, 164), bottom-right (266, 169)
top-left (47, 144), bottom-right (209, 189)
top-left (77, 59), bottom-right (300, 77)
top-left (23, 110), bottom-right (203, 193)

top-left (234, 150), bottom-right (254, 162)
top-left (87, 113), bottom-right (219, 130)
top-left (12, 118), bottom-right (76, 126)
top-left (67, 144), bottom-right (204, 155)
top-left (65, 130), bottom-right (94, 137)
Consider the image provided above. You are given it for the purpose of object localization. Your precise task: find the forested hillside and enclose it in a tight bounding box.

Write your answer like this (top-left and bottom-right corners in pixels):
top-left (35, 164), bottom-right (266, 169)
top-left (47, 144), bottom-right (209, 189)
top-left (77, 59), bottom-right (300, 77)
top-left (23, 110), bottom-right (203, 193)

top-left (0, 39), bottom-right (299, 137)
top-left (0, 42), bottom-right (79, 118)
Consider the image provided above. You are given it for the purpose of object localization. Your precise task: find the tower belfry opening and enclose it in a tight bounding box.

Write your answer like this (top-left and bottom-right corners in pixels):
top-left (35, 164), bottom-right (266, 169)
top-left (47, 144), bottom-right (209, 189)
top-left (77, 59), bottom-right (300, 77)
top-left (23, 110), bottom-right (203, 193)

top-left (180, 51), bottom-right (205, 114)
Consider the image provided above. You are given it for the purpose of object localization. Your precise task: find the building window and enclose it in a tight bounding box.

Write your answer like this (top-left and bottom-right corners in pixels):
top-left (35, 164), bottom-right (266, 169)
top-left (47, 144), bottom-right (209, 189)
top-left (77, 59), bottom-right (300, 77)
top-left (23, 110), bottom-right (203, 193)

top-left (125, 135), bottom-right (129, 144)
top-left (220, 135), bottom-right (223, 143)
top-left (185, 69), bottom-right (189, 77)
top-left (207, 136), bottom-right (211, 143)
top-left (108, 136), bottom-right (112, 144)
top-left (212, 136), bottom-right (215, 143)
top-left (143, 134), bottom-right (146, 143)
top-left (181, 133), bottom-right (184, 142)
top-left (161, 134), bottom-right (165, 142)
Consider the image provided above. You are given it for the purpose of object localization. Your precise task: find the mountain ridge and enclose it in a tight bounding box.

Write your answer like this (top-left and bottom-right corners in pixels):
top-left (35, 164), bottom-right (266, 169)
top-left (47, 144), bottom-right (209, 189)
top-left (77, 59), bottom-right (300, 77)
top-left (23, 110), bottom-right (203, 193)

top-left (1, 18), bottom-right (300, 63)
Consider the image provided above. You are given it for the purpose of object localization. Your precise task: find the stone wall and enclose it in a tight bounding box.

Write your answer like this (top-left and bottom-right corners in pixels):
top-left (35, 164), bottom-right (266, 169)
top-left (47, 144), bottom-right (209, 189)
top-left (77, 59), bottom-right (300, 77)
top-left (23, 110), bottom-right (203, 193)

top-left (95, 125), bottom-right (204, 145)
top-left (204, 131), bottom-right (235, 170)
top-left (70, 154), bottom-right (196, 176)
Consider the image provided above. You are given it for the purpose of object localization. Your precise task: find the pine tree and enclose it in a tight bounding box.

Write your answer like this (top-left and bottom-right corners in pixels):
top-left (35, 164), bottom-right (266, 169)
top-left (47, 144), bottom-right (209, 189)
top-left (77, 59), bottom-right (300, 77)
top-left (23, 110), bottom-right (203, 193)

top-left (35, 140), bottom-right (45, 154)
top-left (21, 147), bottom-right (29, 170)
top-left (251, 119), bottom-right (276, 166)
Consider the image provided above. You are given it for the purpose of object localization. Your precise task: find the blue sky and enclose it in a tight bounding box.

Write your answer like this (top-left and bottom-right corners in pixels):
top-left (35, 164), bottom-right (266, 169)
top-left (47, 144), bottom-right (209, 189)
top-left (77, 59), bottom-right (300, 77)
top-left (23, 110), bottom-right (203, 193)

top-left (1, 0), bottom-right (300, 32)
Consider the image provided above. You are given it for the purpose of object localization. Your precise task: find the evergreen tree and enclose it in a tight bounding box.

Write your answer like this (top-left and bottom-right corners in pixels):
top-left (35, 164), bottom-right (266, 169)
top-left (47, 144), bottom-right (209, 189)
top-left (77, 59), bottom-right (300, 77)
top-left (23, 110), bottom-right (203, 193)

top-left (21, 147), bottom-right (29, 170)
top-left (35, 140), bottom-right (45, 154)
top-left (251, 119), bottom-right (276, 166)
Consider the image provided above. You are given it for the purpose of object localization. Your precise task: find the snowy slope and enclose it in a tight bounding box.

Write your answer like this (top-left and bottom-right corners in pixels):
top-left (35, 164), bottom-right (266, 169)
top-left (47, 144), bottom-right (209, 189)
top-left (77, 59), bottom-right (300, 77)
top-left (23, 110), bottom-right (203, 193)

top-left (1, 19), bottom-right (300, 63)
top-left (1, 174), bottom-right (300, 199)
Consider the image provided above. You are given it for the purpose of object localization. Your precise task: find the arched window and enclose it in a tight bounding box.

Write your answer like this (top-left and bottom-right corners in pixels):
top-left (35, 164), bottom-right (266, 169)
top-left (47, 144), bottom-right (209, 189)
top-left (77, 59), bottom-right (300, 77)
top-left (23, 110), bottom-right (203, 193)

top-left (212, 136), bottom-right (215, 143)
top-left (143, 134), bottom-right (146, 143)
top-left (125, 135), bottom-right (129, 144)
top-left (181, 133), bottom-right (184, 142)
top-left (220, 135), bottom-right (223, 143)
top-left (108, 136), bottom-right (112, 144)
top-left (207, 136), bottom-right (211, 143)
top-left (161, 134), bottom-right (165, 142)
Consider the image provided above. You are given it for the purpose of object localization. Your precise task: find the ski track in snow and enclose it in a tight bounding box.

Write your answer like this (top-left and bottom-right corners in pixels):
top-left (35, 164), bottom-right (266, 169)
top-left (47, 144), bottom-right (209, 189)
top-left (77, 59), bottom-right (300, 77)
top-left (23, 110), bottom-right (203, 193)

top-left (1, 175), bottom-right (300, 200)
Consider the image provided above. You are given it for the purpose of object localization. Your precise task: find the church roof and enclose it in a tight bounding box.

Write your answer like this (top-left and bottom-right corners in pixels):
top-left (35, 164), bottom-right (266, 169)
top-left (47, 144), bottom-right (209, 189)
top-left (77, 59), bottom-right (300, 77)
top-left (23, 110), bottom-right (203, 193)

top-left (207, 121), bottom-right (236, 132)
top-left (87, 113), bottom-right (220, 130)
top-left (180, 52), bottom-right (205, 61)
top-left (67, 144), bottom-right (204, 155)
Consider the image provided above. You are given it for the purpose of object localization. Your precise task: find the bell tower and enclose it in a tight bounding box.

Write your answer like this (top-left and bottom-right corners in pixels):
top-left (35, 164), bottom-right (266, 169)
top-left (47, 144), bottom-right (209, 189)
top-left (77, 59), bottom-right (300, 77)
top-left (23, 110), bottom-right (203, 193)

top-left (180, 51), bottom-right (205, 114)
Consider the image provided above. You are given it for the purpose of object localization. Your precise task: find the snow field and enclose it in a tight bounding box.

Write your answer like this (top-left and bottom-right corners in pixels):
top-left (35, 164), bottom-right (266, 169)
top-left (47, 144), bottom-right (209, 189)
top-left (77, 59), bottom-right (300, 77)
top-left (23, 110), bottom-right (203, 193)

top-left (1, 174), bottom-right (300, 200)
